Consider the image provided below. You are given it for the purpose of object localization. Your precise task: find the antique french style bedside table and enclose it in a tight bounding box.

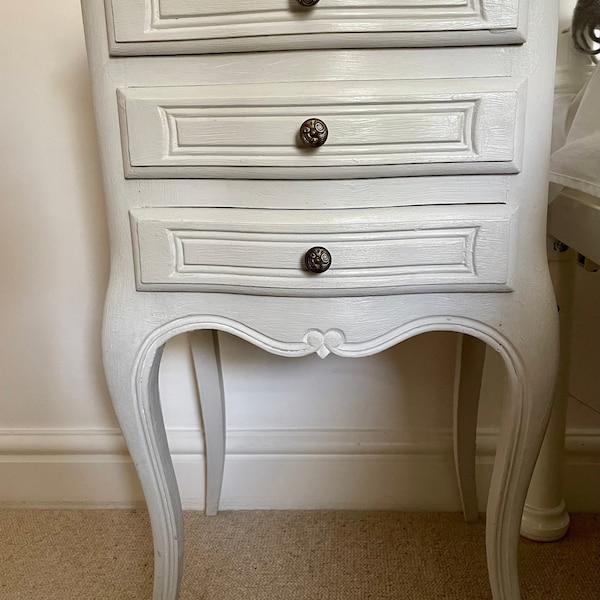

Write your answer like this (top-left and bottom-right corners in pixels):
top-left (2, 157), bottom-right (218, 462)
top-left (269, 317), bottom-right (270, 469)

top-left (81, 1), bottom-right (560, 598)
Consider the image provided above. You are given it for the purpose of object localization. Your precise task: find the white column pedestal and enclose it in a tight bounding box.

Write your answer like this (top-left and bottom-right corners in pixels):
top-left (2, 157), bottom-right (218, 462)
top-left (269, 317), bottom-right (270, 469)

top-left (521, 239), bottom-right (574, 542)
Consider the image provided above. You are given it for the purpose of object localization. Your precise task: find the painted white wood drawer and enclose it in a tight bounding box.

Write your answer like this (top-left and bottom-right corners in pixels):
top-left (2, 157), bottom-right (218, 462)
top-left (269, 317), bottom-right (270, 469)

top-left (119, 79), bottom-right (524, 180)
top-left (106, 0), bottom-right (526, 55)
top-left (130, 206), bottom-right (514, 296)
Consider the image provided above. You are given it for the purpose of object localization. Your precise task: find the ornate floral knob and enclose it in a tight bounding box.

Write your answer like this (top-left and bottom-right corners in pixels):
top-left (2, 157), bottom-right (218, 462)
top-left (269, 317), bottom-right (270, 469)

top-left (297, 0), bottom-right (320, 6)
top-left (299, 118), bottom-right (328, 148)
top-left (304, 247), bottom-right (332, 273)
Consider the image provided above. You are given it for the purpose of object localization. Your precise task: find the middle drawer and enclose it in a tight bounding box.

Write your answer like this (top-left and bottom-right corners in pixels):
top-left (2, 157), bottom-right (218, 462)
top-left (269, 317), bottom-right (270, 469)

top-left (118, 78), bottom-right (524, 180)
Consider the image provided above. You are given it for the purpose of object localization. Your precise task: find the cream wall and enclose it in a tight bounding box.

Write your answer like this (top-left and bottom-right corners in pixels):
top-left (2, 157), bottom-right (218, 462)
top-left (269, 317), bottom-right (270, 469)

top-left (0, 0), bottom-right (598, 510)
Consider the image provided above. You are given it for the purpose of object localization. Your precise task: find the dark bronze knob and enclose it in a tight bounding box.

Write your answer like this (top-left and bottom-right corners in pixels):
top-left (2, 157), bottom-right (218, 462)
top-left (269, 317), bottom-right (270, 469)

top-left (299, 118), bottom-right (328, 148)
top-left (297, 0), bottom-right (320, 6)
top-left (304, 247), bottom-right (331, 273)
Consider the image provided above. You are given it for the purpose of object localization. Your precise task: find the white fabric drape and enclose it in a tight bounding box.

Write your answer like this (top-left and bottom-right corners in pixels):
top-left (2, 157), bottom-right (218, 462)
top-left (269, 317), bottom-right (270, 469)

top-left (550, 30), bottom-right (600, 199)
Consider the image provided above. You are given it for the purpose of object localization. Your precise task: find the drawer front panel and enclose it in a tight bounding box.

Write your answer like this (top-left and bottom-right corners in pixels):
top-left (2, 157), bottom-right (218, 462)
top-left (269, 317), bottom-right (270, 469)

top-left (107, 0), bottom-right (524, 53)
top-left (130, 207), bottom-right (513, 296)
top-left (119, 79), bottom-right (524, 180)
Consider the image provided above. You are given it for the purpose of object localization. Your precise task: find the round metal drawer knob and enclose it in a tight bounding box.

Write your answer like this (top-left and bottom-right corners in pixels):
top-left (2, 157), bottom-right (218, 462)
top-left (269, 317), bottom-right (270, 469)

top-left (297, 0), bottom-right (320, 6)
top-left (299, 118), bottom-right (328, 148)
top-left (304, 246), bottom-right (332, 273)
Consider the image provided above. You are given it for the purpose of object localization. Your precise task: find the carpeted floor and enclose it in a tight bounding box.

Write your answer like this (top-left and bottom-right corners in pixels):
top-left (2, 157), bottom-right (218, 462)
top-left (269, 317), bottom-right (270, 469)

top-left (1, 510), bottom-right (598, 599)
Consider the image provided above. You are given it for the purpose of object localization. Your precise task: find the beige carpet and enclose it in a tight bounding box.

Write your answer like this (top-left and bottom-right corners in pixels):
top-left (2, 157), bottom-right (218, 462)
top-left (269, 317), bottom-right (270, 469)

top-left (1, 510), bottom-right (598, 599)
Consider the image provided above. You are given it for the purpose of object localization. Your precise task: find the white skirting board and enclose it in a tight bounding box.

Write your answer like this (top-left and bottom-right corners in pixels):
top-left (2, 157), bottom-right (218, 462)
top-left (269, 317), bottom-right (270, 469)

top-left (0, 427), bottom-right (598, 512)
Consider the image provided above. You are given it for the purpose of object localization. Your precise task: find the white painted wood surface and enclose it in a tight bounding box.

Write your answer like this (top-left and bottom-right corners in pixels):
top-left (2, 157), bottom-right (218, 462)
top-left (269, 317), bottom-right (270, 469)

top-left (80, 0), bottom-right (561, 598)
top-left (119, 79), bottom-right (522, 178)
top-left (453, 333), bottom-right (487, 523)
top-left (520, 188), bottom-right (600, 542)
top-left (548, 189), bottom-right (600, 264)
top-left (520, 241), bottom-right (574, 541)
top-left (106, 0), bottom-right (526, 53)
top-left (188, 330), bottom-right (225, 517)
top-left (130, 206), bottom-right (513, 295)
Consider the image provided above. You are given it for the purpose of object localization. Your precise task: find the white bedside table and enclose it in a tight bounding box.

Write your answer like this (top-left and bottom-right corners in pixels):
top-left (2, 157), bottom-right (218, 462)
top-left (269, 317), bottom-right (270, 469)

top-left (81, 1), bottom-right (560, 598)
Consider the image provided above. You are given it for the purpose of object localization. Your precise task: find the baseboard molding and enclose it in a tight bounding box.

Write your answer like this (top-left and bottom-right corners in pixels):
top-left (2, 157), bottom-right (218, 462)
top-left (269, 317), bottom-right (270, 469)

top-left (0, 428), bottom-right (598, 511)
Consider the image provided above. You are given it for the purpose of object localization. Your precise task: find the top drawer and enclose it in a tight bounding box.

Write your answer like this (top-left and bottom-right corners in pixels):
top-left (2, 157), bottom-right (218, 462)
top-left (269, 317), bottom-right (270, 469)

top-left (106, 0), bottom-right (526, 55)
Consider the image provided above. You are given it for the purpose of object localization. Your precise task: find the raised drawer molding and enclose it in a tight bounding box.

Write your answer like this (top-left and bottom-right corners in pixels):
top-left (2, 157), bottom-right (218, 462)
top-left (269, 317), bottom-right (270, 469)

top-left (119, 79), bottom-right (524, 179)
top-left (106, 0), bottom-right (526, 54)
top-left (130, 207), bottom-right (513, 295)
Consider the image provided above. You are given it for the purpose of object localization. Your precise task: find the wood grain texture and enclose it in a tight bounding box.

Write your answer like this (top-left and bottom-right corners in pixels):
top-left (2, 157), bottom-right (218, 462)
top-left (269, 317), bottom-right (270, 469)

top-left (106, 0), bottom-right (526, 54)
top-left (130, 206), bottom-right (514, 295)
top-left (119, 79), bottom-right (523, 179)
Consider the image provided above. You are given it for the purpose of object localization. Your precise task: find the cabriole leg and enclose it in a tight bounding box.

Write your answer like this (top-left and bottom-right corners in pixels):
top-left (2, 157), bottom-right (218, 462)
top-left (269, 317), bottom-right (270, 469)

top-left (189, 329), bottom-right (226, 516)
top-left (520, 242), bottom-right (574, 541)
top-left (485, 319), bottom-right (559, 600)
top-left (103, 321), bottom-right (183, 600)
top-left (453, 333), bottom-right (487, 523)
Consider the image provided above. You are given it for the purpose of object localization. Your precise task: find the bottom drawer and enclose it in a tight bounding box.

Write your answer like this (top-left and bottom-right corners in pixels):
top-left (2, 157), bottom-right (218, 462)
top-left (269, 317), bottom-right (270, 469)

top-left (130, 207), bottom-right (513, 297)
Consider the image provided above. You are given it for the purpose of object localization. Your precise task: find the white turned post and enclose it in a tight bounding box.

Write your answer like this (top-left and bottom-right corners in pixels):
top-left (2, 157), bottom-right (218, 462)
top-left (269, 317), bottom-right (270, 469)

top-left (520, 239), bottom-right (574, 542)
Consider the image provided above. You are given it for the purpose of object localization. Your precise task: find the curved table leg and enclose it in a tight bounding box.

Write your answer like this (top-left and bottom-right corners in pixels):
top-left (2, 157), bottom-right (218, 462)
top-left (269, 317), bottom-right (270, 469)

top-left (453, 334), bottom-right (487, 523)
top-left (485, 310), bottom-right (559, 600)
top-left (189, 329), bottom-right (226, 516)
top-left (103, 320), bottom-right (183, 600)
top-left (520, 241), bottom-right (573, 541)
